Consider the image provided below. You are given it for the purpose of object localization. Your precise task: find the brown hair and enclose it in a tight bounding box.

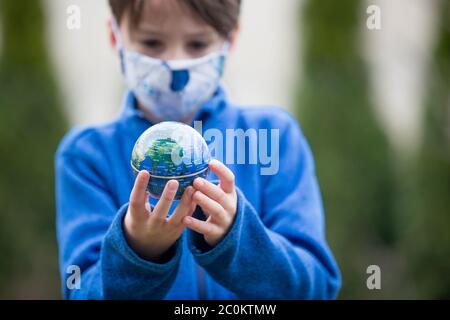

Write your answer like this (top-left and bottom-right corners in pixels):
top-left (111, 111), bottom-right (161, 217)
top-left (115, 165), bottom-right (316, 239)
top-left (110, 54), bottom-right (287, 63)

top-left (109, 0), bottom-right (241, 38)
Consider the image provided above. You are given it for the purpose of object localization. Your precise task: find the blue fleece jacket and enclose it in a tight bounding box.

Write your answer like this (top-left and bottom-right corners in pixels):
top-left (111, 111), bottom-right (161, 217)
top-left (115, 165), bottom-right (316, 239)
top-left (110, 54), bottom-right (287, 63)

top-left (55, 86), bottom-right (341, 300)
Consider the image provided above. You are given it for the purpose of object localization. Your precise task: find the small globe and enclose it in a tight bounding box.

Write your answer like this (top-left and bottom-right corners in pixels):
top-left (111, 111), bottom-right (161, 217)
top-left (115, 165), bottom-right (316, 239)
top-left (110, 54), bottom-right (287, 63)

top-left (131, 121), bottom-right (210, 200)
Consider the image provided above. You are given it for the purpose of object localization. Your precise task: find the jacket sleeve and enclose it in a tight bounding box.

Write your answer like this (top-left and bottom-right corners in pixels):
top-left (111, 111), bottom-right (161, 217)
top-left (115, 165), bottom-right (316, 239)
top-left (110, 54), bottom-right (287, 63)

top-left (55, 130), bottom-right (182, 300)
top-left (187, 114), bottom-right (341, 299)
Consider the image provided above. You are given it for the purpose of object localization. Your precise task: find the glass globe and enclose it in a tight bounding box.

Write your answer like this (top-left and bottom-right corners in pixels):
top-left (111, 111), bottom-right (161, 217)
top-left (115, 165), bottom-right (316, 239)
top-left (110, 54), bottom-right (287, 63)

top-left (131, 121), bottom-right (210, 200)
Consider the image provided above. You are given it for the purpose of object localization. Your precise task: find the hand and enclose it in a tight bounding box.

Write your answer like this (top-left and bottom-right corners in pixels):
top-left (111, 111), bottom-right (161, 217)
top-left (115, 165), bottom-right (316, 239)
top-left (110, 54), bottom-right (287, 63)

top-left (183, 160), bottom-right (237, 247)
top-left (123, 170), bottom-right (196, 262)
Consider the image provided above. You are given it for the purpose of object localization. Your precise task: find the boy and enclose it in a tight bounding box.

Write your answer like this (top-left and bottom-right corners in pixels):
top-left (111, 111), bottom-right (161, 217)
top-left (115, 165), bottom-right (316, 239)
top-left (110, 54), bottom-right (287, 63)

top-left (55, 0), bottom-right (341, 299)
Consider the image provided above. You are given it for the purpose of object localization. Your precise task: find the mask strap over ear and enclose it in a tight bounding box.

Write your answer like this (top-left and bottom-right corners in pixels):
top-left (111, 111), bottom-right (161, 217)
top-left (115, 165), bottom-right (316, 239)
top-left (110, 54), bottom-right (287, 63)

top-left (111, 17), bottom-right (123, 49)
top-left (222, 41), bottom-right (231, 52)
top-left (111, 17), bottom-right (126, 75)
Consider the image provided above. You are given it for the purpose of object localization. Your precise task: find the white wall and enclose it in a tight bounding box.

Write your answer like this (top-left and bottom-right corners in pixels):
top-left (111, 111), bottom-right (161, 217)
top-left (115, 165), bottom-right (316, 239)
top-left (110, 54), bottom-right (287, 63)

top-left (224, 0), bottom-right (301, 110)
top-left (43, 0), bottom-right (123, 126)
top-left (363, 0), bottom-right (439, 153)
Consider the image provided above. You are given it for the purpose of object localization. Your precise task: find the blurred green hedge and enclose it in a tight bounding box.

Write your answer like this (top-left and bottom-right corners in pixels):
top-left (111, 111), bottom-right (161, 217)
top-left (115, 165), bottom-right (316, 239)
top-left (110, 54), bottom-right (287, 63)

top-left (0, 0), bottom-right (67, 298)
top-left (297, 0), bottom-right (450, 299)
top-left (399, 1), bottom-right (450, 299)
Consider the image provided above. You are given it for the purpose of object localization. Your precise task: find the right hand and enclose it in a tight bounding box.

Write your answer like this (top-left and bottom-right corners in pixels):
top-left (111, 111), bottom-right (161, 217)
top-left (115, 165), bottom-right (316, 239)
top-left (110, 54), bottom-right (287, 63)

top-left (123, 170), bottom-right (196, 262)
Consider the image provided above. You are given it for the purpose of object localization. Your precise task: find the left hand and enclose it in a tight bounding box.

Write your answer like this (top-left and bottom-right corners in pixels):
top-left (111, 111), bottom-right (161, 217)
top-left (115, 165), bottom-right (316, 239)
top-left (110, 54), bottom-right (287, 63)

top-left (183, 159), bottom-right (237, 247)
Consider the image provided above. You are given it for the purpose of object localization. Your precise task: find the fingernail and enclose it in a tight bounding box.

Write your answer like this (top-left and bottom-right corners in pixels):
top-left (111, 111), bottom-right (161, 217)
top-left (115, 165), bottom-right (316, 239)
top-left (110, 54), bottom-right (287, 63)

top-left (195, 178), bottom-right (204, 187)
top-left (140, 171), bottom-right (149, 180)
top-left (184, 217), bottom-right (192, 225)
top-left (168, 180), bottom-right (178, 191)
top-left (210, 159), bottom-right (219, 167)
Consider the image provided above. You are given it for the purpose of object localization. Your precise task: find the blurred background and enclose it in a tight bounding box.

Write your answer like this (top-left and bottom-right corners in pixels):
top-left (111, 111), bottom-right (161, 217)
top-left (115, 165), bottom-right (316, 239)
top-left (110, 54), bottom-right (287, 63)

top-left (0, 0), bottom-right (448, 299)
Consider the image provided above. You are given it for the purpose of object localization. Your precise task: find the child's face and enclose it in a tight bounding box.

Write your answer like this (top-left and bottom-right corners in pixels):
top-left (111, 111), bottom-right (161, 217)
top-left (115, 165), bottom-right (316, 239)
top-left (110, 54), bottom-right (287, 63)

top-left (112, 0), bottom-right (236, 60)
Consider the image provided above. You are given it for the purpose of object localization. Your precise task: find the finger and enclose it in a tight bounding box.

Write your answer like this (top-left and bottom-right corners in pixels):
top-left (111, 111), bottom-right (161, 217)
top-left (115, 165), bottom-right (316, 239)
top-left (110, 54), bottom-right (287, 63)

top-left (193, 177), bottom-right (227, 207)
top-left (145, 192), bottom-right (152, 213)
top-left (129, 170), bottom-right (150, 218)
top-left (189, 201), bottom-right (197, 216)
top-left (168, 186), bottom-right (195, 224)
top-left (209, 160), bottom-right (235, 194)
top-left (183, 216), bottom-right (217, 237)
top-left (153, 180), bottom-right (179, 220)
top-left (192, 190), bottom-right (227, 225)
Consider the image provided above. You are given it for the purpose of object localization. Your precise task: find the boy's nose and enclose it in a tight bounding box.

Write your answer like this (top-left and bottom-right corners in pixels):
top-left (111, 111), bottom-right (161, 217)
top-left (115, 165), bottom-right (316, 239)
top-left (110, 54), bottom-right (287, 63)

top-left (163, 44), bottom-right (189, 61)
top-left (170, 69), bottom-right (190, 92)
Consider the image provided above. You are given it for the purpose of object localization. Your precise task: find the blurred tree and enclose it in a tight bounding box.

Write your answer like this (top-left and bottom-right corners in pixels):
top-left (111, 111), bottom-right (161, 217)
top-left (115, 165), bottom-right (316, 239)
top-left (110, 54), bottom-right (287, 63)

top-left (296, 0), bottom-right (398, 298)
top-left (0, 0), bottom-right (67, 298)
top-left (400, 0), bottom-right (450, 299)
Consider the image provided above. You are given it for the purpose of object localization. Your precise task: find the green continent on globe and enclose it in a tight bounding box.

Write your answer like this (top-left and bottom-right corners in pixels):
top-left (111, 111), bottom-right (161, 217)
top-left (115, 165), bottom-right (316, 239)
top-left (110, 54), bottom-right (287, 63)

top-left (147, 138), bottom-right (186, 176)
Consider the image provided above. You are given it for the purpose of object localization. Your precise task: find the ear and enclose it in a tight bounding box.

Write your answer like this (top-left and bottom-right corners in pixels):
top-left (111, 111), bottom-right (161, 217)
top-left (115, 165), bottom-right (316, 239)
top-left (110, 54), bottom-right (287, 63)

top-left (228, 22), bottom-right (241, 52)
top-left (107, 18), bottom-right (118, 51)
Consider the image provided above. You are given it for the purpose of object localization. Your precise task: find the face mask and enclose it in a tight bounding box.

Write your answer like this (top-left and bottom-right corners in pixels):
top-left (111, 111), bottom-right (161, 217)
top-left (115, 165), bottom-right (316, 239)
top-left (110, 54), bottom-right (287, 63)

top-left (112, 19), bottom-right (229, 121)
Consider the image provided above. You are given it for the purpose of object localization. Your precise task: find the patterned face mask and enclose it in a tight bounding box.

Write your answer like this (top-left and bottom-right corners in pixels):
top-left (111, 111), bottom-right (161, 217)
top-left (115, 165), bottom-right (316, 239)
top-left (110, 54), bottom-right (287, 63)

top-left (112, 19), bottom-right (229, 121)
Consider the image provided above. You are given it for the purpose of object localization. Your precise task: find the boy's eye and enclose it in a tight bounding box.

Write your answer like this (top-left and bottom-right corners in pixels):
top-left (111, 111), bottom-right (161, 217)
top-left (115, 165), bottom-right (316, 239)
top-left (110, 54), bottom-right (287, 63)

top-left (143, 39), bottom-right (163, 48)
top-left (188, 41), bottom-right (209, 50)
